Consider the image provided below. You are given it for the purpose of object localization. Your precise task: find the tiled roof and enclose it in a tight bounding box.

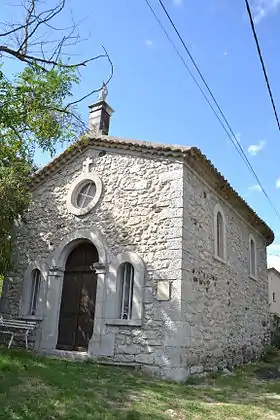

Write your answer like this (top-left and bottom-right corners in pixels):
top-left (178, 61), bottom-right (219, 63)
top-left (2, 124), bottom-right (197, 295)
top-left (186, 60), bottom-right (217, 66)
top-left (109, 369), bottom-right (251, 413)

top-left (268, 267), bottom-right (280, 277)
top-left (31, 134), bottom-right (274, 245)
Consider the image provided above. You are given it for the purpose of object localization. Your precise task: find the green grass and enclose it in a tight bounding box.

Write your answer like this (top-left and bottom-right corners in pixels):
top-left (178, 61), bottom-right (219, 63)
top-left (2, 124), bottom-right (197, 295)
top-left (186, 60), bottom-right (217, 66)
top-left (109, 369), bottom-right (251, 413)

top-left (1, 348), bottom-right (280, 419)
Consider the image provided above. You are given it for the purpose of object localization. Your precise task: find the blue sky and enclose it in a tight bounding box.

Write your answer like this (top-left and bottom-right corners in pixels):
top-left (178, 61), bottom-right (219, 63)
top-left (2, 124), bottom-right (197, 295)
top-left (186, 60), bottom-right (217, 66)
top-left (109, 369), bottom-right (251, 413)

top-left (3, 0), bottom-right (280, 255)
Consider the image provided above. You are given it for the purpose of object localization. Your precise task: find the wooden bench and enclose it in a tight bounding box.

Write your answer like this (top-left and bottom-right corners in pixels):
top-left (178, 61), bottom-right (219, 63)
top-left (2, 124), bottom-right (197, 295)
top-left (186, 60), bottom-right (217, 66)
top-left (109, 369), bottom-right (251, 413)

top-left (0, 316), bottom-right (38, 350)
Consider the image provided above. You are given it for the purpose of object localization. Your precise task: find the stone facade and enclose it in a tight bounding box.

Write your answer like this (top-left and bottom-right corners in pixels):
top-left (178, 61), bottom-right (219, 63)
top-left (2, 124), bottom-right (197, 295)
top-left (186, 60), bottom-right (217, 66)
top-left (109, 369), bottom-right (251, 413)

top-left (0, 138), bottom-right (272, 381)
top-left (181, 166), bottom-right (270, 373)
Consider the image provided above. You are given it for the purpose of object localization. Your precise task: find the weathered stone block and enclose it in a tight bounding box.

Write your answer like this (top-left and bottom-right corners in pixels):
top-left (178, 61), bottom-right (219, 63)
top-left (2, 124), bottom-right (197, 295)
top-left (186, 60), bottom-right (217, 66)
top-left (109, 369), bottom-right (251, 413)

top-left (161, 367), bottom-right (189, 382)
top-left (154, 347), bottom-right (182, 367)
top-left (143, 287), bottom-right (154, 303)
top-left (135, 354), bottom-right (154, 365)
top-left (117, 344), bottom-right (140, 355)
top-left (114, 354), bottom-right (135, 363)
top-left (145, 339), bottom-right (162, 346)
top-left (164, 322), bottom-right (192, 347)
top-left (142, 330), bottom-right (158, 339)
top-left (190, 365), bottom-right (204, 375)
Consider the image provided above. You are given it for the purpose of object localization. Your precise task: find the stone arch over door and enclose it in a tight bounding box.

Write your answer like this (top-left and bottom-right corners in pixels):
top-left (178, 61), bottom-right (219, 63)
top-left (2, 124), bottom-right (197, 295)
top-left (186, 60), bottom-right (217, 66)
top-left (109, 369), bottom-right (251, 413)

top-left (51, 228), bottom-right (107, 269)
top-left (40, 228), bottom-right (109, 353)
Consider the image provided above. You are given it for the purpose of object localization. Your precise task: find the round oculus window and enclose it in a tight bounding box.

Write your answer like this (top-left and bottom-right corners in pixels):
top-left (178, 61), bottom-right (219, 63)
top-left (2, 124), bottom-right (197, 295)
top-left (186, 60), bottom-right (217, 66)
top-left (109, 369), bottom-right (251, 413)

top-left (66, 172), bottom-right (102, 216)
top-left (76, 181), bottom-right (96, 209)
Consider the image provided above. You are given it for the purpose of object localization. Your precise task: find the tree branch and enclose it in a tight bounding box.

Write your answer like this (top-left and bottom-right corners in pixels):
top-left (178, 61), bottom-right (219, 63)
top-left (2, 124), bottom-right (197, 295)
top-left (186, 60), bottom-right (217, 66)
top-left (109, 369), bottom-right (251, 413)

top-left (65, 46), bottom-right (114, 108)
top-left (18, 0), bottom-right (66, 55)
top-left (0, 44), bottom-right (108, 71)
top-left (0, 0), bottom-right (114, 134)
top-left (21, 0), bottom-right (35, 56)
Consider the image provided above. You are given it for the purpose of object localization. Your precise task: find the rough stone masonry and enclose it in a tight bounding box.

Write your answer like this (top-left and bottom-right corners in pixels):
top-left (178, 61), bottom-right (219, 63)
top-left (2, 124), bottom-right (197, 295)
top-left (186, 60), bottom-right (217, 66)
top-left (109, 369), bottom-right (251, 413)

top-left (0, 134), bottom-right (273, 382)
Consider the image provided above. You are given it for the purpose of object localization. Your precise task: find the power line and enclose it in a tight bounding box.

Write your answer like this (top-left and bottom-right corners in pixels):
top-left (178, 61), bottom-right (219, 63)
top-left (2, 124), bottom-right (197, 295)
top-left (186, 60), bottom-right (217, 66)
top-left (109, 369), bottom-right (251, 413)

top-left (144, 0), bottom-right (280, 221)
top-left (144, 2), bottom-right (234, 144)
top-left (155, 0), bottom-right (260, 170)
top-left (244, 0), bottom-right (280, 131)
top-left (144, 1), bottom-right (254, 175)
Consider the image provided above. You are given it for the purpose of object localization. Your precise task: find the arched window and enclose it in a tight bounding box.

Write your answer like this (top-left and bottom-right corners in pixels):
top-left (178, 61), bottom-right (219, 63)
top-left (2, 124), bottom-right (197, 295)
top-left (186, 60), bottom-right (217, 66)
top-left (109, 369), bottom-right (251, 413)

top-left (20, 261), bottom-right (48, 319)
top-left (249, 235), bottom-right (257, 278)
top-left (214, 204), bottom-right (226, 261)
top-left (119, 263), bottom-right (134, 320)
top-left (29, 269), bottom-right (41, 315)
top-left (107, 252), bottom-right (144, 326)
top-left (216, 211), bottom-right (224, 259)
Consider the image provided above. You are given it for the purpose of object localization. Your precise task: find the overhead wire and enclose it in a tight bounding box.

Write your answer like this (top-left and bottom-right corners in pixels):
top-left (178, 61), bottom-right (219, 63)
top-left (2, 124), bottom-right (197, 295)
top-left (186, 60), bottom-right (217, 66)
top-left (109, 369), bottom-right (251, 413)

top-left (155, 0), bottom-right (267, 179)
top-left (144, 1), bottom-right (234, 146)
top-left (244, 0), bottom-right (280, 131)
top-left (144, 0), bottom-right (280, 221)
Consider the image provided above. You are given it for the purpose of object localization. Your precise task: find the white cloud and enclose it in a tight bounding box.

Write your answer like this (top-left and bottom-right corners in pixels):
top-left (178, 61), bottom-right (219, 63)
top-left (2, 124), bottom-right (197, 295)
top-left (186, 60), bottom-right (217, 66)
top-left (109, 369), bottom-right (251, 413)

top-left (247, 140), bottom-right (266, 156)
top-left (252, 0), bottom-right (280, 23)
top-left (145, 39), bottom-right (153, 47)
top-left (267, 253), bottom-right (280, 271)
top-left (248, 184), bottom-right (262, 192)
top-left (268, 246), bottom-right (280, 261)
top-left (173, 0), bottom-right (183, 5)
top-left (276, 178), bottom-right (280, 188)
top-left (224, 51), bottom-right (228, 56)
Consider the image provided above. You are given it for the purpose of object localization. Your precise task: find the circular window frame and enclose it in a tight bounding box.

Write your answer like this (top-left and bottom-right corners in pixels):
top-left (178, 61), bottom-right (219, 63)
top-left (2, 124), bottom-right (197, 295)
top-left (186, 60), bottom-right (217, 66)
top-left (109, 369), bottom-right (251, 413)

top-left (66, 172), bottom-right (102, 216)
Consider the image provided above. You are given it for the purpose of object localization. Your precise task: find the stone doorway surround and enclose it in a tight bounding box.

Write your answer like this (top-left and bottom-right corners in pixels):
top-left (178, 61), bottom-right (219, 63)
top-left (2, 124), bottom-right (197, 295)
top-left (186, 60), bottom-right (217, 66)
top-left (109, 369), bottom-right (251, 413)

top-left (56, 242), bottom-right (99, 352)
top-left (40, 228), bottom-right (116, 357)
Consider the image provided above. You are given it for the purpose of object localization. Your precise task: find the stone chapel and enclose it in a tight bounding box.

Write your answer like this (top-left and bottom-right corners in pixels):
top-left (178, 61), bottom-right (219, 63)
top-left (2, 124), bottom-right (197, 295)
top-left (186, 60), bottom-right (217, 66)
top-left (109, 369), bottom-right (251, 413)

top-left (0, 92), bottom-right (274, 381)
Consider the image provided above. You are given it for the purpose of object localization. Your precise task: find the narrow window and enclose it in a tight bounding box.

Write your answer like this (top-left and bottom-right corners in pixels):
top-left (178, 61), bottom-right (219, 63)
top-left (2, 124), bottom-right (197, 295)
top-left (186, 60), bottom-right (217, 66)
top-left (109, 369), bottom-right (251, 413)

top-left (29, 269), bottom-right (41, 315)
top-left (216, 211), bottom-right (224, 259)
top-left (119, 263), bottom-right (134, 320)
top-left (273, 292), bottom-right (276, 302)
top-left (249, 237), bottom-right (256, 278)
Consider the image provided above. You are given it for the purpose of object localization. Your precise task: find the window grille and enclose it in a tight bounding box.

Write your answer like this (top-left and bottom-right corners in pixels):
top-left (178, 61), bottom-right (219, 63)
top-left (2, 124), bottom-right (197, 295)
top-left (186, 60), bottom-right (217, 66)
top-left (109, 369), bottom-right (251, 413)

top-left (119, 263), bottom-right (134, 320)
top-left (29, 269), bottom-right (41, 315)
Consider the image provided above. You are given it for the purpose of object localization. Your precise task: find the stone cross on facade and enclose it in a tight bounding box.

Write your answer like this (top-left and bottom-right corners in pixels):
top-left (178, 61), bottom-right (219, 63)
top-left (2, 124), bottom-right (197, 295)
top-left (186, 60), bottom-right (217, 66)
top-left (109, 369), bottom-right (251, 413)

top-left (82, 157), bottom-right (93, 173)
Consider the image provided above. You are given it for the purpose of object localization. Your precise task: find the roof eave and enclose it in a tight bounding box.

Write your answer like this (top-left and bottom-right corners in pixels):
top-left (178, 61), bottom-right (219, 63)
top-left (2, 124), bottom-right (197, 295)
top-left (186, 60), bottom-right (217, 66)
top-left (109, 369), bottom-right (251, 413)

top-left (185, 147), bottom-right (274, 246)
top-left (29, 134), bottom-right (274, 246)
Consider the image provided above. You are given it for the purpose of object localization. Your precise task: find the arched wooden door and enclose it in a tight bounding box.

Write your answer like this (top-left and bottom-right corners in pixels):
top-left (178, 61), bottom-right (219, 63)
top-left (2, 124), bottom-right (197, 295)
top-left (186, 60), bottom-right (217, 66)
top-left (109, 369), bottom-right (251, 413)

top-left (57, 242), bottom-right (98, 351)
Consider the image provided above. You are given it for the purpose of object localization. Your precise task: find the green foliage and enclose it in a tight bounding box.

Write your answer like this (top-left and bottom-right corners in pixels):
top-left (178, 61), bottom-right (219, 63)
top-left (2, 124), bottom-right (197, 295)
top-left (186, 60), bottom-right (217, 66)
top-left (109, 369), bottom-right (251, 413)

top-left (0, 63), bottom-right (81, 276)
top-left (0, 64), bottom-right (80, 153)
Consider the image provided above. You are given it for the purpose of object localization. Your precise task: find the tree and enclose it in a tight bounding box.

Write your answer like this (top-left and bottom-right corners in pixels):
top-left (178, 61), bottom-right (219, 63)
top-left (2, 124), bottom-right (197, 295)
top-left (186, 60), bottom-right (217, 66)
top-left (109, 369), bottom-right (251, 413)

top-left (0, 0), bottom-right (113, 276)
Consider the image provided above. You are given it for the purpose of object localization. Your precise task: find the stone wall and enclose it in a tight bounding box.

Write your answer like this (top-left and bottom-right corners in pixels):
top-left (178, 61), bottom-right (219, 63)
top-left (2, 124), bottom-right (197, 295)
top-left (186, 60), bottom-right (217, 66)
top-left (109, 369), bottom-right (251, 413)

top-left (0, 145), bottom-right (271, 381)
top-left (181, 163), bottom-right (270, 374)
top-left (1, 146), bottom-right (188, 380)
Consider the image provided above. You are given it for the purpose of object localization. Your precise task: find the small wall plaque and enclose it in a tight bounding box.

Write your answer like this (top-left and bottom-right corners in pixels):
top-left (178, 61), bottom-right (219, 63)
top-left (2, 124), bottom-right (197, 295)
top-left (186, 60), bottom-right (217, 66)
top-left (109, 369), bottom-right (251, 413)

top-left (156, 280), bottom-right (171, 301)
